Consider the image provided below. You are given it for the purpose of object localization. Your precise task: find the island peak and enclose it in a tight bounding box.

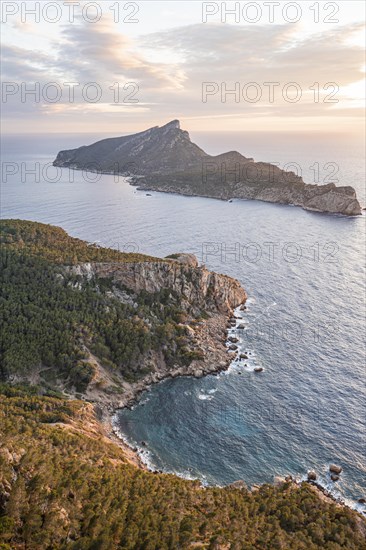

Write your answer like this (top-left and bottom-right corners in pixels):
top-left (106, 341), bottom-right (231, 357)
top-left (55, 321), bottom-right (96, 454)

top-left (161, 119), bottom-right (180, 130)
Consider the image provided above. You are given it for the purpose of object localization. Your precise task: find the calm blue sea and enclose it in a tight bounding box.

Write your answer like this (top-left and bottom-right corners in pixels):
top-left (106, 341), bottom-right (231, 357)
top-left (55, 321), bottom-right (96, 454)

top-left (1, 132), bottom-right (365, 510)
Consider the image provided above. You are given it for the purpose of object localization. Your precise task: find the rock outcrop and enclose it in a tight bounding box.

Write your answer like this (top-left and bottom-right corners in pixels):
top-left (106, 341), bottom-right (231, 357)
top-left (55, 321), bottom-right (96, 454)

top-left (53, 120), bottom-right (362, 216)
top-left (69, 257), bottom-right (246, 317)
top-left (329, 464), bottom-right (343, 475)
top-left (67, 255), bottom-right (246, 411)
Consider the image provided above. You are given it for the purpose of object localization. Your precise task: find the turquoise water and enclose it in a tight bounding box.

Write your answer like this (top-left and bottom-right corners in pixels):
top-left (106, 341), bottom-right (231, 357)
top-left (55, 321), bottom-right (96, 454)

top-left (2, 133), bottom-right (365, 511)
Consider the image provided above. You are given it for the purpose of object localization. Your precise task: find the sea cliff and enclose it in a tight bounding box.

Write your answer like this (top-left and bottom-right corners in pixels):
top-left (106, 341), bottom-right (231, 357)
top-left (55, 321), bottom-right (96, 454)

top-left (69, 258), bottom-right (246, 316)
top-left (66, 256), bottom-right (247, 414)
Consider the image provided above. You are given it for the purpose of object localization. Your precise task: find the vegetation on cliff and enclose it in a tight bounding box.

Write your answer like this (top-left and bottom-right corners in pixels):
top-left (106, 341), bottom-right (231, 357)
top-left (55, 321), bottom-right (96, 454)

top-left (0, 220), bottom-right (202, 390)
top-left (0, 219), bottom-right (160, 265)
top-left (1, 385), bottom-right (365, 550)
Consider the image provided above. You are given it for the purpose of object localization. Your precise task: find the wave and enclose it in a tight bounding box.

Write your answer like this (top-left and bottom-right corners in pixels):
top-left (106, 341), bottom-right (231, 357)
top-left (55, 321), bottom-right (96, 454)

top-left (198, 393), bottom-right (214, 401)
top-left (297, 471), bottom-right (366, 515)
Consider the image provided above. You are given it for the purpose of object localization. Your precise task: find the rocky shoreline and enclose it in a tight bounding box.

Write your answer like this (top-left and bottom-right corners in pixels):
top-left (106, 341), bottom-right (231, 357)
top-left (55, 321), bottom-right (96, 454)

top-left (108, 405), bottom-right (365, 516)
top-left (91, 312), bottom-right (234, 417)
top-left (90, 311), bottom-right (239, 471)
top-left (130, 177), bottom-right (362, 217)
top-left (69, 302), bottom-right (366, 517)
top-left (99, 309), bottom-right (366, 517)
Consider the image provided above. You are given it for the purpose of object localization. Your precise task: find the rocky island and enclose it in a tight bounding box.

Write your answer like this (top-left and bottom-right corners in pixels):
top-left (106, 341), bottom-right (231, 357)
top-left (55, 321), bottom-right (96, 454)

top-left (53, 120), bottom-right (362, 216)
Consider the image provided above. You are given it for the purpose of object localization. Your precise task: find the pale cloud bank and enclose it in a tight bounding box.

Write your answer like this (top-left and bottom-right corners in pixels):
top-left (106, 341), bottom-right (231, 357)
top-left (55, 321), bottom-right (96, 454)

top-left (1, 6), bottom-right (364, 134)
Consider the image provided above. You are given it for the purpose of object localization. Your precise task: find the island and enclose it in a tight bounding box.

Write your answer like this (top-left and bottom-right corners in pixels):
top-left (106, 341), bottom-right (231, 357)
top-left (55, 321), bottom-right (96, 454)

top-left (53, 120), bottom-right (362, 216)
top-left (1, 220), bottom-right (365, 549)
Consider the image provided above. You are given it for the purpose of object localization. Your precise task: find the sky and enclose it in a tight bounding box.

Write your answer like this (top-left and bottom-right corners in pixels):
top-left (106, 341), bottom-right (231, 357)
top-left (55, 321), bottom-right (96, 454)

top-left (1, 0), bottom-right (365, 135)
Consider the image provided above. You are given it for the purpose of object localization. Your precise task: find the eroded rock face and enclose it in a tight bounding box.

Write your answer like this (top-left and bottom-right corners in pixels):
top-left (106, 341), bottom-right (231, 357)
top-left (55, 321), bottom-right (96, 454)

top-left (302, 186), bottom-right (361, 216)
top-left (232, 182), bottom-right (362, 216)
top-left (165, 253), bottom-right (199, 268)
top-left (70, 259), bottom-right (246, 316)
top-left (65, 256), bottom-right (246, 409)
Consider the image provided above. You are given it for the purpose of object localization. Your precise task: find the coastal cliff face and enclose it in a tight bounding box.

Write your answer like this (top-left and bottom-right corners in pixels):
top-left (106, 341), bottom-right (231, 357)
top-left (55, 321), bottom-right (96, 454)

top-left (53, 120), bottom-right (362, 216)
top-left (135, 176), bottom-right (362, 216)
top-left (230, 181), bottom-right (362, 215)
top-left (70, 258), bottom-right (246, 317)
top-left (65, 256), bottom-right (247, 410)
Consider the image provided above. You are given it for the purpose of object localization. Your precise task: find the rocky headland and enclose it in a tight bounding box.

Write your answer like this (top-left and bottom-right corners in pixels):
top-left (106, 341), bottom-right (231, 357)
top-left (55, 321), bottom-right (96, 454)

top-left (0, 219), bottom-right (246, 424)
top-left (66, 253), bottom-right (247, 419)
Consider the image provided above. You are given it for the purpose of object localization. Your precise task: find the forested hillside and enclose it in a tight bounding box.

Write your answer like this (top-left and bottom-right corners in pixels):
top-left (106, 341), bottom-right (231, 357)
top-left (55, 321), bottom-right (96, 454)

top-left (0, 220), bottom-right (201, 390)
top-left (0, 219), bottom-right (159, 265)
top-left (1, 386), bottom-right (365, 550)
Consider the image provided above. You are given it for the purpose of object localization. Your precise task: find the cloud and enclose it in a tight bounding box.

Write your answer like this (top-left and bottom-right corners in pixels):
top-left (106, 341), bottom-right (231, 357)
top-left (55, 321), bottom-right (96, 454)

top-left (57, 20), bottom-right (186, 88)
top-left (135, 21), bottom-right (365, 125)
top-left (143, 21), bottom-right (365, 89)
top-left (1, 44), bottom-right (58, 81)
top-left (1, 16), bottom-right (364, 133)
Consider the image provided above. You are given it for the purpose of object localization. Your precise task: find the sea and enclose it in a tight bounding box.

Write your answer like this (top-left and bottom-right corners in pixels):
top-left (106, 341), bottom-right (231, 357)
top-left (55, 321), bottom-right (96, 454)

top-left (1, 131), bottom-right (365, 511)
